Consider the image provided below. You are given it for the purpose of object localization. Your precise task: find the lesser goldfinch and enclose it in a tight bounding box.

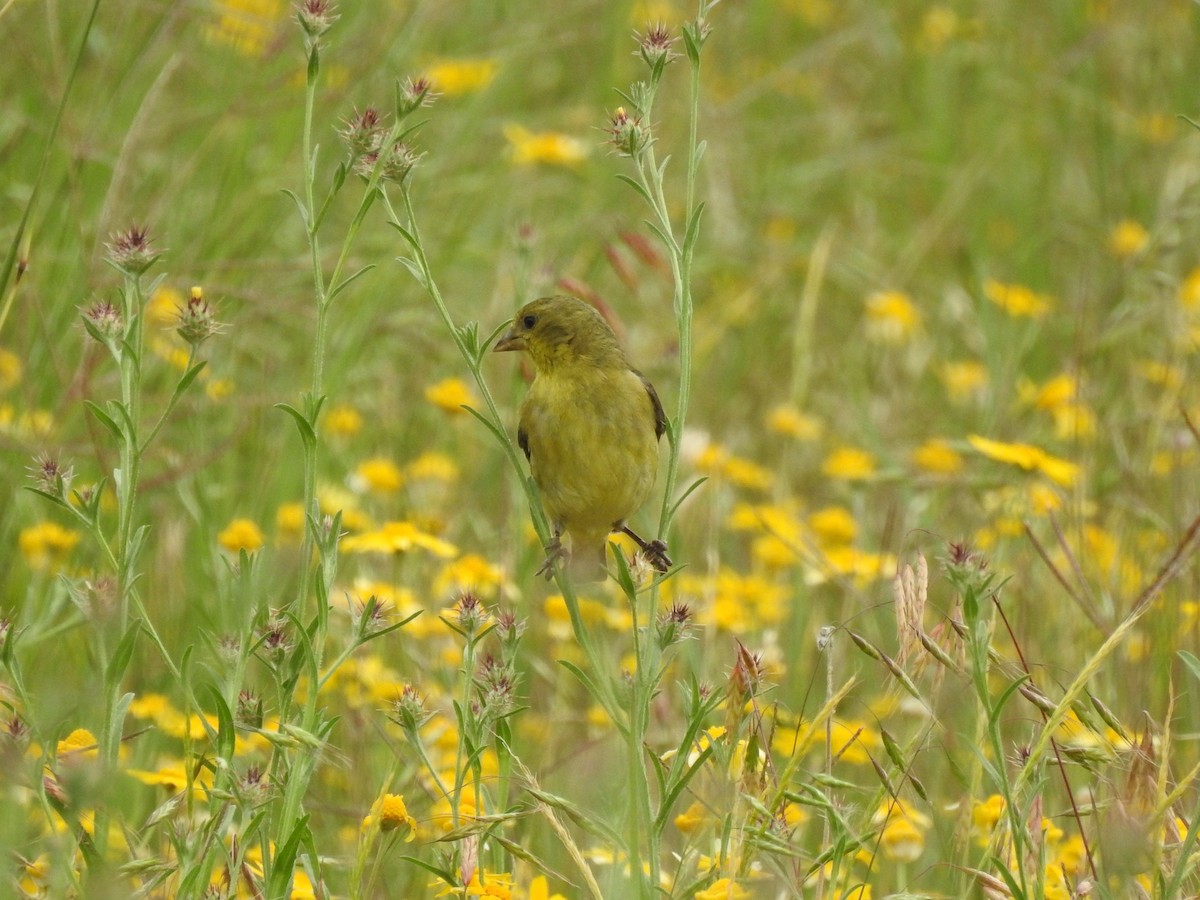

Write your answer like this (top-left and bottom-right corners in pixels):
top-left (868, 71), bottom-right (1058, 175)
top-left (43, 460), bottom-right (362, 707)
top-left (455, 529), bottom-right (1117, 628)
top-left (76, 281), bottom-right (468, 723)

top-left (494, 295), bottom-right (671, 581)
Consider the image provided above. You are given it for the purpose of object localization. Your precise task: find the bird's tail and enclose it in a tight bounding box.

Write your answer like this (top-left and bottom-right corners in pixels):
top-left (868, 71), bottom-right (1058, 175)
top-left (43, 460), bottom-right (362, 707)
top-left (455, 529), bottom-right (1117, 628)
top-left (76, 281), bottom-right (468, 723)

top-left (567, 533), bottom-right (609, 583)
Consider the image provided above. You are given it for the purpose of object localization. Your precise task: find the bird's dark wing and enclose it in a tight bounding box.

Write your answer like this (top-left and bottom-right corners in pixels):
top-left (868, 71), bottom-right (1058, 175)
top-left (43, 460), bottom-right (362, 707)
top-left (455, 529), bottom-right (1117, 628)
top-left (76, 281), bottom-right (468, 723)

top-left (638, 371), bottom-right (667, 440)
top-left (517, 424), bottom-right (531, 462)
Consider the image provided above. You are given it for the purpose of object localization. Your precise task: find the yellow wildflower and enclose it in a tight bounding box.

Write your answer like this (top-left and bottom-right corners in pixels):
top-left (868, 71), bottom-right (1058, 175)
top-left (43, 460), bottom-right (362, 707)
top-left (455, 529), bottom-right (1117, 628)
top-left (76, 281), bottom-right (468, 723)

top-left (206, 0), bottom-right (286, 57)
top-left (275, 502), bottom-right (306, 541)
top-left (0, 347), bottom-right (22, 391)
top-left (808, 506), bottom-right (856, 545)
top-left (424, 57), bottom-right (496, 95)
top-left (504, 124), bottom-right (588, 167)
top-left (766, 404), bottom-right (822, 440)
top-left (407, 451), bottom-right (460, 482)
top-left (353, 457), bottom-right (405, 494)
top-left (821, 446), bottom-right (876, 480)
top-left (695, 878), bottom-right (752, 900)
top-left (434, 554), bottom-right (506, 598)
top-left (528, 875), bottom-right (568, 900)
top-left (56, 728), bottom-right (99, 760)
top-left (873, 799), bottom-right (931, 862)
top-left (939, 359), bottom-right (988, 403)
top-left (674, 800), bottom-right (711, 834)
top-left (19, 521), bottom-right (81, 570)
top-left (218, 518), bottom-right (265, 553)
top-left (325, 404), bottom-right (364, 437)
top-left (967, 435), bottom-right (1079, 487)
top-left (864, 290), bottom-right (921, 343)
top-left (425, 377), bottom-right (476, 414)
top-left (1109, 219), bottom-right (1149, 258)
top-left (983, 279), bottom-right (1052, 318)
top-left (912, 437), bottom-right (963, 474)
top-left (127, 761), bottom-right (214, 797)
top-left (341, 521), bottom-right (457, 558)
top-left (362, 793), bottom-right (416, 839)
top-left (917, 6), bottom-right (959, 52)
top-left (1179, 267), bottom-right (1200, 310)
top-left (971, 794), bottom-right (1006, 846)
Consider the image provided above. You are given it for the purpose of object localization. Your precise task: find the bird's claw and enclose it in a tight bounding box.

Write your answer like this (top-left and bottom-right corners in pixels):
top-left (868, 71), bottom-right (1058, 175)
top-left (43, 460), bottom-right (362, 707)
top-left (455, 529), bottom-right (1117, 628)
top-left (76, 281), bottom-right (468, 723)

top-left (536, 535), bottom-right (568, 581)
top-left (642, 539), bottom-right (673, 574)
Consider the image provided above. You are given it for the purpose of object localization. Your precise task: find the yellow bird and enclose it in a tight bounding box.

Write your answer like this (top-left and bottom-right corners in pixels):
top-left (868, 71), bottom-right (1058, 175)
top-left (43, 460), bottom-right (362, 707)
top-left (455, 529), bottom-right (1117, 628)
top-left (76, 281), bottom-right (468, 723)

top-left (494, 295), bottom-right (671, 581)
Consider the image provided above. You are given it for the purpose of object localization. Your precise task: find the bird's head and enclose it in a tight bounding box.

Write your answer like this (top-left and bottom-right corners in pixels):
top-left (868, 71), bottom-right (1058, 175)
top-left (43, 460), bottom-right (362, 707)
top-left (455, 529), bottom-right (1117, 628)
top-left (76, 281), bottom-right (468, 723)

top-left (493, 295), bottom-right (626, 371)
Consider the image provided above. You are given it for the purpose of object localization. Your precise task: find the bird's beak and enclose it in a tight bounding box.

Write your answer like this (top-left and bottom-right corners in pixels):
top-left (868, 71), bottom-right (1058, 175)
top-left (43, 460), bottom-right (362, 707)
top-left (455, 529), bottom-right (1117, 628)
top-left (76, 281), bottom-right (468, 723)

top-left (493, 322), bottom-right (525, 353)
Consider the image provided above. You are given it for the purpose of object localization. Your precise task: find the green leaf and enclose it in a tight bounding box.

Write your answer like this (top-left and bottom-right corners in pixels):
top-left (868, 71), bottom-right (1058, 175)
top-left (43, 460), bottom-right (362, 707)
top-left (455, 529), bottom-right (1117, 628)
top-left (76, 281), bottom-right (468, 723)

top-left (84, 400), bottom-right (123, 440)
top-left (1179, 650), bottom-right (1200, 684)
top-left (614, 173), bottom-right (654, 206)
top-left (265, 816), bottom-right (310, 898)
top-left (106, 618), bottom-right (142, 685)
top-left (328, 264), bottom-right (377, 302)
top-left (682, 200), bottom-right (706, 256)
top-left (275, 402), bottom-right (317, 450)
top-left (280, 188), bottom-right (310, 229)
top-left (395, 255), bottom-right (427, 287)
top-left (204, 684), bottom-right (236, 761)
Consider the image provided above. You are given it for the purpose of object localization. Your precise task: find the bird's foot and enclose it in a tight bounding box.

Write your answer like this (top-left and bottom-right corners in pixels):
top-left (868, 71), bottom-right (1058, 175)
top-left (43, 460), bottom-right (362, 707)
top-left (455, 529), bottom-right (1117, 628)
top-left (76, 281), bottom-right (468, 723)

top-left (619, 526), bottom-right (673, 574)
top-left (536, 535), bottom-right (568, 581)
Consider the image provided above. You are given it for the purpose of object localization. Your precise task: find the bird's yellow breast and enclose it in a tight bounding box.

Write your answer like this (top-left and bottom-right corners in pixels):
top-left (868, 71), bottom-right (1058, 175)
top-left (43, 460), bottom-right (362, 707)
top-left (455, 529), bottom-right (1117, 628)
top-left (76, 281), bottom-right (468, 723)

top-left (519, 364), bottom-right (660, 538)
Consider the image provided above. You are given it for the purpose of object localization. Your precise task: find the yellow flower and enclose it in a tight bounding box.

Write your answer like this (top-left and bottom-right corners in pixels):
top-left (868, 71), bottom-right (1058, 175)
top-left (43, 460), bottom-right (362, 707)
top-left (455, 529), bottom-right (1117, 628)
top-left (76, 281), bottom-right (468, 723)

top-left (127, 761), bottom-right (214, 797)
top-left (205, 0), bottom-right (286, 57)
top-left (939, 359), bottom-right (988, 403)
top-left (864, 290), bottom-right (921, 343)
top-left (1109, 219), bottom-right (1149, 258)
top-left (766, 404), bottom-right (822, 440)
top-left (695, 878), bottom-right (752, 900)
top-left (362, 793), bottom-right (416, 839)
top-left (971, 794), bottom-right (1006, 845)
top-left (528, 875), bottom-right (567, 900)
top-left (434, 554), bottom-right (506, 598)
top-left (967, 435), bottom-right (1079, 487)
top-left (218, 518), bottom-right (265, 553)
top-left (425, 377), bottom-right (476, 414)
top-left (917, 6), bottom-right (959, 52)
top-left (983, 279), bottom-right (1053, 318)
top-left (912, 438), bottom-right (963, 474)
top-left (873, 799), bottom-right (931, 862)
top-left (19, 521), bottom-right (81, 570)
top-left (423, 57), bottom-right (497, 95)
top-left (340, 521), bottom-right (458, 558)
top-left (325, 403), bottom-right (364, 437)
top-left (808, 506), bottom-right (857, 545)
top-left (503, 124), bottom-right (588, 167)
top-left (407, 451), bottom-right (461, 482)
top-left (0, 347), bottom-right (22, 391)
top-left (353, 457), bottom-right (405, 494)
top-left (821, 446), bottom-right (876, 480)
top-left (275, 502), bottom-right (306, 541)
top-left (1019, 373), bottom-right (1078, 412)
top-left (1179, 267), bottom-right (1200, 310)
top-left (674, 800), bottom-right (711, 834)
top-left (56, 728), bottom-right (99, 760)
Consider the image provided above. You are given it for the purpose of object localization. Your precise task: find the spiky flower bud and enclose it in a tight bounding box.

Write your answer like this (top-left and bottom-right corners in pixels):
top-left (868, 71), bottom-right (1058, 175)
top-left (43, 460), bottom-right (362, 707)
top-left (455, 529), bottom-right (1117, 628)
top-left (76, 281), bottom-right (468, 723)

top-left (607, 107), bottom-right (649, 157)
top-left (29, 452), bottom-right (73, 498)
top-left (391, 684), bottom-right (432, 732)
top-left (656, 601), bottom-right (693, 649)
top-left (295, 0), bottom-right (338, 39)
top-left (635, 23), bottom-right (678, 69)
top-left (355, 140), bottom-right (422, 184)
top-left (176, 286), bottom-right (223, 348)
top-left (105, 226), bottom-right (159, 276)
top-left (236, 690), bottom-right (264, 729)
top-left (340, 106), bottom-right (386, 158)
top-left (397, 76), bottom-right (437, 116)
top-left (82, 300), bottom-right (124, 345)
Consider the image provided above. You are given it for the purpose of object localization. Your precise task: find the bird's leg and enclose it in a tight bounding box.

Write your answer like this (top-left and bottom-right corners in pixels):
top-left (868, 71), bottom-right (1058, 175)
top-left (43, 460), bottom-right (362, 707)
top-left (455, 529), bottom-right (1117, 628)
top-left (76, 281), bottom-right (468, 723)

top-left (618, 525), bottom-right (673, 574)
top-left (537, 529), bottom-right (569, 580)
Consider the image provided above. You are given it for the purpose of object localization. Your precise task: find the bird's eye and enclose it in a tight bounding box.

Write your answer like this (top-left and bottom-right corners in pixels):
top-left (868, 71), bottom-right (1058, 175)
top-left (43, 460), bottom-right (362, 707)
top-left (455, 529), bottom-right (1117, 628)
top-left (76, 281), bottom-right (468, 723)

top-left (522, 314), bottom-right (537, 329)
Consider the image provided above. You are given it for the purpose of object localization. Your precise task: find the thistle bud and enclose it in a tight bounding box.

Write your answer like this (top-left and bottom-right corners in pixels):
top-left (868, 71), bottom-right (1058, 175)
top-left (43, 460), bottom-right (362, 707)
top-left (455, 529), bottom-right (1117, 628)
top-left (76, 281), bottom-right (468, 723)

top-left (607, 107), bottom-right (649, 157)
top-left (105, 226), bottom-right (159, 277)
top-left (176, 286), bottom-right (223, 348)
top-left (82, 300), bottom-right (124, 345)
top-left (397, 76), bottom-right (437, 116)
top-left (295, 0), bottom-right (338, 39)
top-left (635, 23), bottom-right (678, 69)
top-left (340, 107), bottom-right (386, 159)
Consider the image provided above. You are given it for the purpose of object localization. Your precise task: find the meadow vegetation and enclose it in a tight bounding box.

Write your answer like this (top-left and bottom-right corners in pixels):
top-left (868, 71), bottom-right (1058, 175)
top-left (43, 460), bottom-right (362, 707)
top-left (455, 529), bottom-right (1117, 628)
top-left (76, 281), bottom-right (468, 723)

top-left (3, 0), bottom-right (1200, 897)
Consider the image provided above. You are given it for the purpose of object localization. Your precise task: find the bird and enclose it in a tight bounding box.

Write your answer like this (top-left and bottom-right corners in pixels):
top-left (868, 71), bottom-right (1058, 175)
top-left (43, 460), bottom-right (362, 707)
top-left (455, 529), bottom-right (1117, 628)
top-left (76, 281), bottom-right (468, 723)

top-left (493, 295), bottom-right (672, 582)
